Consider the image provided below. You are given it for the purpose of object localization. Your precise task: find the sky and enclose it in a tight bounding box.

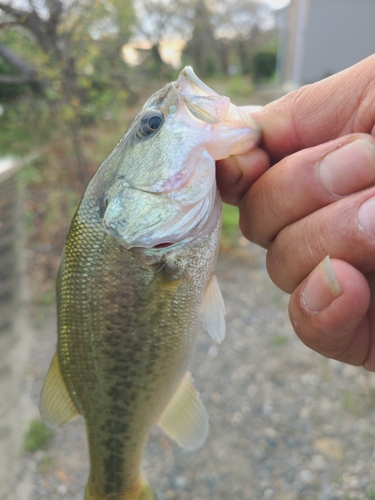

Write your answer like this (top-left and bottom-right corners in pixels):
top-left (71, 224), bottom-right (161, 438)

top-left (265, 0), bottom-right (290, 9)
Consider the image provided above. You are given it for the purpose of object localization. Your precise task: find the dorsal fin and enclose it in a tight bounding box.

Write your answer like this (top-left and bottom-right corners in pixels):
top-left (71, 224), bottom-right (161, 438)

top-left (40, 352), bottom-right (79, 427)
top-left (157, 371), bottom-right (208, 450)
top-left (200, 274), bottom-right (226, 343)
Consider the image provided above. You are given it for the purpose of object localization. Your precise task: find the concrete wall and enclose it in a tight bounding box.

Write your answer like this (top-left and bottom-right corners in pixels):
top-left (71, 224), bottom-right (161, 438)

top-left (0, 159), bottom-right (27, 499)
top-left (0, 162), bottom-right (20, 498)
top-left (282, 0), bottom-right (375, 87)
top-left (277, 0), bottom-right (307, 87)
top-left (0, 160), bottom-right (20, 497)
top-left (302, 0), bottom-right (375, 84)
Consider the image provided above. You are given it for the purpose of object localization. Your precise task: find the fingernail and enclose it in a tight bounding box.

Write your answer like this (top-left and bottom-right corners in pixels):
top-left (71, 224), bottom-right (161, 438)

top-left (357, 196), bottom-right (375, 237)
top-left (363, 354), bottom-right (375, 371)
top-left (363, 349), bottom-right (375, 371)
top-left (318, 139), bottom-right (375, 196)
top-left (302, 256), bottom-right (343, 312)
top-left (363, 361), bottom-right (375, 372)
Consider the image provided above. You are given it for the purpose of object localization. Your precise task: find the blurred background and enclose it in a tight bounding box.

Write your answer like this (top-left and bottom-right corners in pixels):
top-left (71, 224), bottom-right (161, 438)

top-left (1, 0), bottom-right (375, 499)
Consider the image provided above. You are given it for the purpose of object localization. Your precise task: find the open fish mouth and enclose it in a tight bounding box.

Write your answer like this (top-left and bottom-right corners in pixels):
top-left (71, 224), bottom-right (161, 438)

top-left (102, 67), bottom-right (261, 251)
top-left (174, 66), bottom-right (260, 156)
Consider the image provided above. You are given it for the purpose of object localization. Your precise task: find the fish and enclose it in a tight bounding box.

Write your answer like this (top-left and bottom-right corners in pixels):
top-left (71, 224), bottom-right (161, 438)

top-left (40, 66), bottom-right (261, 500)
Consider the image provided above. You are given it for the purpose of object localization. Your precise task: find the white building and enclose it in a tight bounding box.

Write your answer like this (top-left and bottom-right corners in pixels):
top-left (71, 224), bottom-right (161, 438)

top-left (277, 0), bottom-right (375, 88)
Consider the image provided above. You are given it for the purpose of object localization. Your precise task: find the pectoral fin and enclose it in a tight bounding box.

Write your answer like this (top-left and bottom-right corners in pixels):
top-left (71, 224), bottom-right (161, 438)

top-left (157, 371), bottom-right (208, 450)
top-left (40, 352), bottom-right (79, 427)
top-left (200, 274), bottom-right (226, 343)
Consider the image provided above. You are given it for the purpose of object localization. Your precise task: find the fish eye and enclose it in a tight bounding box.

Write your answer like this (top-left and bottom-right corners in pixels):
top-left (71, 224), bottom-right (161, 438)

top-left (139, 110), bottom-right (164, 137)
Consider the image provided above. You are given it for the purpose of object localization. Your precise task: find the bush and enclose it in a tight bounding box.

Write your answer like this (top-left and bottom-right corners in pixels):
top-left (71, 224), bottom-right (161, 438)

top-left (252, 50), bottom-right (277, 82)
top-left (0, 57), bottom-right (27, 101)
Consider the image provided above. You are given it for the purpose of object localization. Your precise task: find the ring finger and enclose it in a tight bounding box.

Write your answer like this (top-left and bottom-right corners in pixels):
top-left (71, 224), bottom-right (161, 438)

top-left (266, 187), bottom-right (375, 292)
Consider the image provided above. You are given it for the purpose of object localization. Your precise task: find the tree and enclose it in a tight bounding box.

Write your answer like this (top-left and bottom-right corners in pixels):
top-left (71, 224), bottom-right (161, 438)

top-left (0, 0), bottom-right (135, 184)
top-left (182, 0), bottom-right (219, 78)
top-left (132, 0), bottom-right (193, 76)
top-left (207, 0), bottom-right (272, 75)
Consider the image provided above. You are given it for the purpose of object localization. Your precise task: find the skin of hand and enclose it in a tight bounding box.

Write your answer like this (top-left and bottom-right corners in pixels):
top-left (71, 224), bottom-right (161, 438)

top-left (216, 54), bottom-right (375, 370)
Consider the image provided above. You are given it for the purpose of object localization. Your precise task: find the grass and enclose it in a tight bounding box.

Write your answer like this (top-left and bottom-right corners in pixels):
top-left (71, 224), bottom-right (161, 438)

top-left (24, 419), bottom-right (54, 452)
top-left (221, 203), bottom-right (240, 249)
top-left (226, 74), bottom-right (254, 100)
top-left (271, 334), bottom-right (289, 347)
top-left (204, 74), bottom-right (254, 106)
top-left (38, 455), bottom-right (54, 474)
top-left (341, 391), bottom-right (357, 413)
top-left (366, 489), bottom-right (375, 499)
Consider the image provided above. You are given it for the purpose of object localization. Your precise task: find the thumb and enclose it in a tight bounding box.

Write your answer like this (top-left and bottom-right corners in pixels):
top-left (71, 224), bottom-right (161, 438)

top-left (251, 54), bottom-right (375, 163)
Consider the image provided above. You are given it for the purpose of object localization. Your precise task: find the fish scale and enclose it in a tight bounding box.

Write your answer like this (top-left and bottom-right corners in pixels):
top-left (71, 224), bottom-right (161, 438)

top-left (58, 192), bottom-right (220, 498)
top-left (40, 66), bottom-right (261, 499)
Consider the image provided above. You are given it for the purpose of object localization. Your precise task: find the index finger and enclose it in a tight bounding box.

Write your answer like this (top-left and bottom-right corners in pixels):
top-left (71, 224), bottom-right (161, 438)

top-left (251, 54), bottom-right (375, 164)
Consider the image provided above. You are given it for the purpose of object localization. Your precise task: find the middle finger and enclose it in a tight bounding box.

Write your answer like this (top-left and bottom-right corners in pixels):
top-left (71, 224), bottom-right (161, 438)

top-left (239, 134), bottom-right (375, 247)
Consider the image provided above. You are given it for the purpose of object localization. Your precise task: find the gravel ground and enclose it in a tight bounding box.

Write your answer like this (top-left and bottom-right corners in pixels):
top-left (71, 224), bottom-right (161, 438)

top-left (12, 242), bottom-right (375, 500)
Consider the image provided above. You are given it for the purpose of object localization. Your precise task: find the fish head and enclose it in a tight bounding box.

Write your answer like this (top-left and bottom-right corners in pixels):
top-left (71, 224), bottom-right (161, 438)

top-left (99, 66), bottom-right (261, 250)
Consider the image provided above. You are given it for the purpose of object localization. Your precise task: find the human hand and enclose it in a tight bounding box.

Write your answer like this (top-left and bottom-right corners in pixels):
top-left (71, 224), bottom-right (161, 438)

top-left (217, 55), bottom-right (375, 369)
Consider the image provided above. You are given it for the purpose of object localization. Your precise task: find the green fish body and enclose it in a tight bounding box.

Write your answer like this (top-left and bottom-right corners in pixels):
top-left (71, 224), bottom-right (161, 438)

top-left (40, 67), bottom-right (261, 500)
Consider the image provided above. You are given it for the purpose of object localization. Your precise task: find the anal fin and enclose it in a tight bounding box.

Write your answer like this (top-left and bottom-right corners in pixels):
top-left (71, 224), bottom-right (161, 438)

top-left (200, 274), bottom-right (226, 343)
top-left (157, 371), bottom-right (208, 450)
top-left (40, 352), bottom-right (79, 428)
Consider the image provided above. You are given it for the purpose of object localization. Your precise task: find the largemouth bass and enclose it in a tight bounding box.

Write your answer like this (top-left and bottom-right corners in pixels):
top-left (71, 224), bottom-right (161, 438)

top-left (40, 67), bottom-right (261, 500)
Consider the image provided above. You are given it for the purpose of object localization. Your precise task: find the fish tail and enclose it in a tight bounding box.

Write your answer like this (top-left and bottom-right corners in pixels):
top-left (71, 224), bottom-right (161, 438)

top-left (84, 477), bottom-right (157, 500)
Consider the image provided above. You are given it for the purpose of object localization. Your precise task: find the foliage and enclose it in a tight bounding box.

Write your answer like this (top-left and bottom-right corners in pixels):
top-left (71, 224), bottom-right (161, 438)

top-left (206, 0), bottom-right (275, 76)
top-left (0, 0), bottom-right (136, 182)
top-left (252, 49), bottom-right (277, 82)
top-left (0, 97), bottom-right (44, 155)
top-left (0, 0), bottom-right (279, 157)
top-left (24, 420), bottom-right (54, 452)
top-left (0, 51), bottom-right (26, 100)
top-left (19, 101), bottom-right (138, 309)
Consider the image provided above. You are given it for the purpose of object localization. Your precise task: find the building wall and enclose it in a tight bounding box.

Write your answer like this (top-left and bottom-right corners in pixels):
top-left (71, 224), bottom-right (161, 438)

top-left (282, 0), bottom-right (375, 87)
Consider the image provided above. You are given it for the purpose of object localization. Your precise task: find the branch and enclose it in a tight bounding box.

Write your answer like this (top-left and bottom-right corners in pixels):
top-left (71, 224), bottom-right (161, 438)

top-left (0, 2), bottom-right (53, 53)
top-left (0, 19), bottom-right (18, 29)
top-left (45, 0), bottom-right (63, 32)
top-left (0, 2), bottom-right (28, 19)
top-left (0, 74), bottom-right (32, 83)
top-left (0, 44), bottom-right (37, 79)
